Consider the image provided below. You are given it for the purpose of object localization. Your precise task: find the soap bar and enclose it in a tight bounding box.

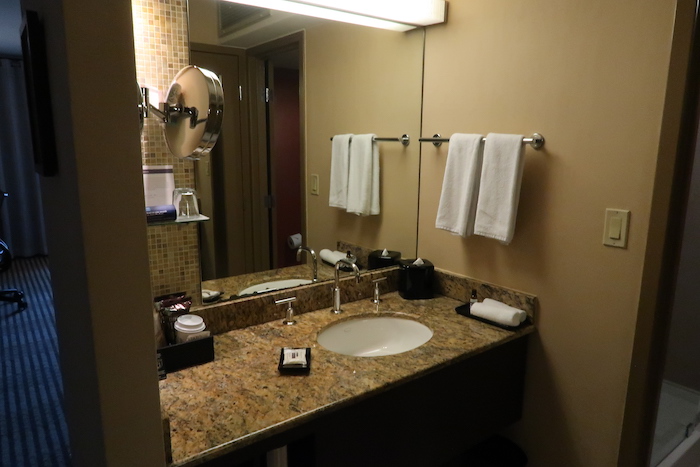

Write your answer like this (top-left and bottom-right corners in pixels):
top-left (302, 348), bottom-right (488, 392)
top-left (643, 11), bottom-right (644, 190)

top-left (283, 348), bottom-right (307, 366)
top-left (278, 347), bottom-right (311, 375)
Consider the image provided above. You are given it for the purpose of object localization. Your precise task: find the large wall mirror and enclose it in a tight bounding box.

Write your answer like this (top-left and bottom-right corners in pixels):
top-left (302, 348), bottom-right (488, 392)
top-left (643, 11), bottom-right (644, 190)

top-left (187, 0), bottom-right (424, 301)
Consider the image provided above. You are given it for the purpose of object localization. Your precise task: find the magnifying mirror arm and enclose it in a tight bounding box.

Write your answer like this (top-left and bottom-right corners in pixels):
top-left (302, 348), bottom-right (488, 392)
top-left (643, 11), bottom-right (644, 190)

top-left (142, 86), bottom-right (204, 129)
top-left (174, 104), bottom-right (205, 129)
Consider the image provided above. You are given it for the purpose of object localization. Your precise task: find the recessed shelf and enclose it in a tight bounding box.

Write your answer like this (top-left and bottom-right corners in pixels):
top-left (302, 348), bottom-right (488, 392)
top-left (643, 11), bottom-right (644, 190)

top-left (147, 215), bottom-right (210, 226)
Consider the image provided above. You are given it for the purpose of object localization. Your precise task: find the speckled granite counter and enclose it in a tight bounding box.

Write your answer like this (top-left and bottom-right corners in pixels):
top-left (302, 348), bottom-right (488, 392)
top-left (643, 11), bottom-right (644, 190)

top-left (159, 291), bottom-right (535, 466)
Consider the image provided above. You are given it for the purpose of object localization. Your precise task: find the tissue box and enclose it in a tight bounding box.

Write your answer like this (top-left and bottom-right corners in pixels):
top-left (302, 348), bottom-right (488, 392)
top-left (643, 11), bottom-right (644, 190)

top-left (368, 250), bottom-right (401, 270)
top-left (398, 259), bottom-right (434, 300)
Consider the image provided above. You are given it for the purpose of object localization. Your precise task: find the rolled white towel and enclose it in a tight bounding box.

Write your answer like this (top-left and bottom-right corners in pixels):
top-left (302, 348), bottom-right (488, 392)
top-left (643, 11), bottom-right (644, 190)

top-left (320, 249), bottom-right (347, 265)
top-left (482, 298), bottom-right (527, 323)
top-left (470, 301), bottom-right (526, 327)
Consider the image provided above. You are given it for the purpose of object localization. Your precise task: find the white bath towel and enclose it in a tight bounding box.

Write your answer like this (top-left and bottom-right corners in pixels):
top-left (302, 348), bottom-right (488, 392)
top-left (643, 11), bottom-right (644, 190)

top-left (346, 134), bottom-right (380, 216)
top-left (473, 133), bottom-right (525, 244)
top-left (329, 134), bottom-right (353, 209)
top-left (435, 134), bottom-right (485, 237)
top-left (470, 301), bottom-right (524, 327)
top-left (483, 298), bottom-right (527, 323)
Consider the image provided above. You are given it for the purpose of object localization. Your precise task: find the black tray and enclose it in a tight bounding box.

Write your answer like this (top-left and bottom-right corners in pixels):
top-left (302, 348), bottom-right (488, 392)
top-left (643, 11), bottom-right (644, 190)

top-left (278, 347), bottom-right (311, 375)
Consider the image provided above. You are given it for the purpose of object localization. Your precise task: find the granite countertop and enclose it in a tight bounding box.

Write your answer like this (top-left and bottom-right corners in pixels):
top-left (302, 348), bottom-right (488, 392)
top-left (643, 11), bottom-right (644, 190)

top-left (159, 292), bottom-right (535, 466)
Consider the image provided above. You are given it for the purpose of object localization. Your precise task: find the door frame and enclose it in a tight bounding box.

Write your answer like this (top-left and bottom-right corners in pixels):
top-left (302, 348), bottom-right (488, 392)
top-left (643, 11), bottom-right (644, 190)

top-left (619, 0), bottom-right (700, 463)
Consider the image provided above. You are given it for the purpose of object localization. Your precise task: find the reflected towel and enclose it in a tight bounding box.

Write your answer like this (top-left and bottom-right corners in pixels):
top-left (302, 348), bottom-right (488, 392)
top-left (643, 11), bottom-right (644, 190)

top-left (473, 133), bottom-right (525, 244)
top-left (319, 249), bottom-right (347, 266)
top-left (346, 134), bottom-right (380, 216)
top-left (329, 134), bottom-right (352, 209)
top-left (435, 134), bottom-right (484, 237)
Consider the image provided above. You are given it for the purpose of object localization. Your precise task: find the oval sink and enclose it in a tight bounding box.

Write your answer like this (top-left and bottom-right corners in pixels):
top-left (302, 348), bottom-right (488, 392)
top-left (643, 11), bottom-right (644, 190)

top-left (239, 278), bottom-right (313, 296)
top-left (318, 315), bottom-right (433, 357)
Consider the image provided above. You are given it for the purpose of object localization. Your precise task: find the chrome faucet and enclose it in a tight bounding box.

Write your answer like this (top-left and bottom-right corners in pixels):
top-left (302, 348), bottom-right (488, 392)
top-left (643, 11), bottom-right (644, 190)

top-left (296, 246), bottom-right (318, 282)
top-left (275, 296), bottom-right (297, 325)
top-left (332, 258), bottom-right (361, 314)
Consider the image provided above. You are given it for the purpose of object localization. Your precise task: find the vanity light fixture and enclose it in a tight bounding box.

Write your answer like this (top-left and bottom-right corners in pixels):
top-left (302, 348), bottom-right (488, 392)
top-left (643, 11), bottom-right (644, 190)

top-left (224, 0), bottom-right (447, 32)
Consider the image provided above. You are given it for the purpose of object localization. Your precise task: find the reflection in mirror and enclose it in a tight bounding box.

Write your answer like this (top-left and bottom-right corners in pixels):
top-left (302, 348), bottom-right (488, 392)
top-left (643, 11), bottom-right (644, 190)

top-left (186, 0), bottom-right (424, 303)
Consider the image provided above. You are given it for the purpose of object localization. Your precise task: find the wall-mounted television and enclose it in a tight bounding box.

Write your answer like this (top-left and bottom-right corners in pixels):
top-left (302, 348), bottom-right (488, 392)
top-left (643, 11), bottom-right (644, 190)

top-left (20, 9), bottom-right (57, 177)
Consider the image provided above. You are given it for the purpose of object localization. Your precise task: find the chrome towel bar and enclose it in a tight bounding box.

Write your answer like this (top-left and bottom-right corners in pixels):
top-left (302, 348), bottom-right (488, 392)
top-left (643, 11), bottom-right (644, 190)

top-left (419, 133), bottom-right (545, 149)
top-left (330, 134), bottom-right (410, 146)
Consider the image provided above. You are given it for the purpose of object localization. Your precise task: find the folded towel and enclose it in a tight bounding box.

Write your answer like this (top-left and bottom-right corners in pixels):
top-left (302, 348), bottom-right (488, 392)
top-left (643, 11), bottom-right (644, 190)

top-left (346, 134), bottom-right (380, 216)
top-left (470, 301), bottom-right (525, 327)
top-left (473, 133), bottom-right (525, 244)
top-left (435, 134), bottom-right (485, 237)
top-left (483, 298), bottom-right (527, 323)
top-left (329, 134), bottom-right (353, 209)
top-left (319, 249), bottom-right (347, 265)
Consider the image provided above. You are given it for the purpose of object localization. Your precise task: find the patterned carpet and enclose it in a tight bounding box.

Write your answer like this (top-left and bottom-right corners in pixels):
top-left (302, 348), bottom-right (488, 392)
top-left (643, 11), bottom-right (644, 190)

top-left (0, 256), bottom-right (71, 466)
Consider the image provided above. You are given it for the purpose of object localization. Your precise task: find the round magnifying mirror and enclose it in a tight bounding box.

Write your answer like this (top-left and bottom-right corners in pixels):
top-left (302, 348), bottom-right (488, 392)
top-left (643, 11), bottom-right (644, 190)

top-left (163, 66), bottom-right (224, 160)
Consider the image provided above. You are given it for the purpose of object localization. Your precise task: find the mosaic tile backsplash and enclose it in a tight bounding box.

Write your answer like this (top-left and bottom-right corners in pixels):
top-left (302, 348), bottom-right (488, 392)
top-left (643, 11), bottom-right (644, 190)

top-left (132, 0), bottom-right (202, 306)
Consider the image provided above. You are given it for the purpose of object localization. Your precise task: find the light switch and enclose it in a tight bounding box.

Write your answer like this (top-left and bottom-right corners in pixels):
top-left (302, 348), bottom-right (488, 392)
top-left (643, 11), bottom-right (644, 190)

top-left (603, 209), bottom-right (630, 248)
top-left (609, 217), bottom-right (622, 240)
top-left (310, 174), bottom-right (319, 196)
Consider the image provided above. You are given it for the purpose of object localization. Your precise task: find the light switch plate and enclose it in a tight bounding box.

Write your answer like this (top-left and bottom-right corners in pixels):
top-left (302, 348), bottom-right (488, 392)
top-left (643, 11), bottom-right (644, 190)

top-left (603, 209), bottom-right (630, 248)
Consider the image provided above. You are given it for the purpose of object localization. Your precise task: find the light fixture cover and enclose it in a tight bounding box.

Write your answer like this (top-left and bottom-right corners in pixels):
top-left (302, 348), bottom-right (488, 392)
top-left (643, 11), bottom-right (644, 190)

top-left (301, 0), bottom-right (446, 26)
top-left (224, 0), bottom-right (447, 31)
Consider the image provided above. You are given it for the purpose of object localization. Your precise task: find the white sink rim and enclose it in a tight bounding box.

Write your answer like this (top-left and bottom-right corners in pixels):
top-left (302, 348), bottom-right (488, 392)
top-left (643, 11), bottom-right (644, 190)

top-left (239, 278), bottom-right (313, 296)
top-left (317, 314), bottom-right (433, 357)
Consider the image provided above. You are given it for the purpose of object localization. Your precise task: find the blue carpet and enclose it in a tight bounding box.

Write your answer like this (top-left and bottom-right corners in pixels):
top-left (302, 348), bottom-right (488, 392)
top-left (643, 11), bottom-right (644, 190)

top-left (0, 256), bottom-right (71, 467)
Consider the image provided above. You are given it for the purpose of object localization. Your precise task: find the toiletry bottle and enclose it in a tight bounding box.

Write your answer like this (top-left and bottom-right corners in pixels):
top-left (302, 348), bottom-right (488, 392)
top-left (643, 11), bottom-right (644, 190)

top-left (341, 250), bottom-right (357, 271)
top-left (470, 289), bottom-right (478, 308)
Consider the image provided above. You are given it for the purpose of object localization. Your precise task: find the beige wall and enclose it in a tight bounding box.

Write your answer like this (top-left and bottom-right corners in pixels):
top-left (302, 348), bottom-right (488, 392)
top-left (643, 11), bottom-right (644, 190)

top-left (188, 0), bottom-right (219, 45)
top-left (419, 1), bottom-right (680, 464)
top-left (34, 0), bottom-right (165, 464)
top-left (305, 23), bottom-right (424, 257)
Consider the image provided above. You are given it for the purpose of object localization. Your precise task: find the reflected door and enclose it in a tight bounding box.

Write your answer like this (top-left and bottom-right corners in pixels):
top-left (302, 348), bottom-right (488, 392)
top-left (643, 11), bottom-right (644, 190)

top-left (191, 45), bottom-right (253, 280)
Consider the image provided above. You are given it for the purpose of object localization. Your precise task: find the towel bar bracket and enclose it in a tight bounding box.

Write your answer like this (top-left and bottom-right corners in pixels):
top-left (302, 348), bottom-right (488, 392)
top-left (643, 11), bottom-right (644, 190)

top-left (428, 133), bottom-right (443, 147)
top-left (528, 133), bottom-right (545, 150)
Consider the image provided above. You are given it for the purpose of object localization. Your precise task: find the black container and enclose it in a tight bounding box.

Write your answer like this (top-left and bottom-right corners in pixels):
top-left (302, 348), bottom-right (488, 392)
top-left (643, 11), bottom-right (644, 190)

top-left (398, 259), bottom-right (434, 300)
top-left (157, 336), bottom-right (214, 377)
top-left (368, 249), bottom-right (401, 270)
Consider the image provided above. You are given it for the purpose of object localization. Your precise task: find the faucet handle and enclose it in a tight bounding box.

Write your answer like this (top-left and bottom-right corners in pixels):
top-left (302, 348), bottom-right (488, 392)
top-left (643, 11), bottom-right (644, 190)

top-left (275, 297), bottom-right (297, 326)
top-left (371, 277), bottom-right (387, 304)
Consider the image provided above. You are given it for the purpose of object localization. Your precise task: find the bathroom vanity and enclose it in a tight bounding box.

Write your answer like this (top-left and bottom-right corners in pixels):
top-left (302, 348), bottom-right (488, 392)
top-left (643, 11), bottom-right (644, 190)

top-left (158, 271), bottom-right (535, 466)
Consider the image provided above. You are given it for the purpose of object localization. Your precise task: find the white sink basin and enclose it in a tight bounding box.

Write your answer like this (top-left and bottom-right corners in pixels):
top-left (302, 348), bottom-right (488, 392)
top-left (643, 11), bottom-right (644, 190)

top-left (317, 315), bottom-right (433, 357)
top-left (239, 278), bottom-right (313, 296)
